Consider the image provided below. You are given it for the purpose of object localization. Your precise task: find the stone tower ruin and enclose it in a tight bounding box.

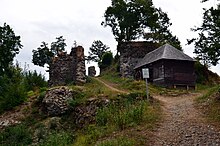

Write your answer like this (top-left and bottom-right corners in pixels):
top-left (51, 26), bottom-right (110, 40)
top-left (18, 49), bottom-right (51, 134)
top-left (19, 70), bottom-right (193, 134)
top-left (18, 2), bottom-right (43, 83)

top-left (48, 46), bottom-right (86, 86)
top-left (118, 41), bottom-right (159, 78)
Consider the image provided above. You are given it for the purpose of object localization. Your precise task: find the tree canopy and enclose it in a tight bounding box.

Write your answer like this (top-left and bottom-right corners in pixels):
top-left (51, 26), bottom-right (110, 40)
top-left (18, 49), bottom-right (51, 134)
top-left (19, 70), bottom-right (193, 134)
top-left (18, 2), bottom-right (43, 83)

top-left (188, 3), bottom-right (220, 66)
top-left (102, 0), bottom-right (181, 49)
top-left (86, 40), bottom-right (110, 64)
top-left (32, 36), bottom-right (66, 67)
top-left (0, 23), bottom-right (22, 75)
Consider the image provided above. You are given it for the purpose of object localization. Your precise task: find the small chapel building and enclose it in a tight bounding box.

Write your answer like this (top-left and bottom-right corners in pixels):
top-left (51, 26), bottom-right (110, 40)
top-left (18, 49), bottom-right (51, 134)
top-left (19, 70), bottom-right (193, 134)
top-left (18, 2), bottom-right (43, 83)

top-left (134, 44), bottom-right (196, 89)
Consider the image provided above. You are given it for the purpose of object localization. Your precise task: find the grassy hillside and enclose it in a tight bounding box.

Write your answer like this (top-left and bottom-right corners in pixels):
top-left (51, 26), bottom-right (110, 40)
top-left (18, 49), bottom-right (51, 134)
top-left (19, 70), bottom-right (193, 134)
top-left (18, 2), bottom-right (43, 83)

top-left (0, 75), bottom-right (162, 146)
top-left (1, 61), bottom-right (220, 145)
top-left (196, 85), bottom-right (220, 125)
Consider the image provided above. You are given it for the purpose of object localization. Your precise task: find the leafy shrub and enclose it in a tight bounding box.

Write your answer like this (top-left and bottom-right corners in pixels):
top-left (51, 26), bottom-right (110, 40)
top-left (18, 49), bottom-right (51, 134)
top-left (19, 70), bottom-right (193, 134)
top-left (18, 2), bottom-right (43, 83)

top-left (23, 70), bottom-right (47, 92)
top-left (0, 124), bottom-right (32, 146)
top-left (0, 66), bottom-right (27, 113)
top-left (99, 51), bottom-right (113, 73)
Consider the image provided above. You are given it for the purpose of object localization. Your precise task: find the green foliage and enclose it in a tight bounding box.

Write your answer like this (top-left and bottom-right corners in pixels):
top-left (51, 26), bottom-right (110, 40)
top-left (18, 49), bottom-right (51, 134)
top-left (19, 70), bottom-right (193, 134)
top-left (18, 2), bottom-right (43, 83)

top-left (0, 124), bottom-right (32, 146)
top-left (86, 40), bottom-right (110, 64)
top-left (195, 60), bottom-right (220, 85)
top-left (102, 0), bottom-right (181, 49)
top-left (102, 0), bottom-right (156, 42)
top-left (188, 4), bottom-right (220, 66)
top-left (197, 85), bottom-right (220, 102)
top-left (32, 36), bottom-right (66, 67)
top-left (38, 131), bottom-right (73, 146)
top-left (32, 42), bottom-right (53, 67)
top-left (144, 8), bottom-right (182, 50)
top-left (97, 137), bottom-right (134, 146)
top-left (0, 63), bottom-right (47, 113)
top-left (23, 70), bottom-right (47, 91)
top-left (51, 36), bottom-right (66, 55)
top-left (0, 23), bottom-right (22, 75)
top-left (196, 85), bottom-right (220, 124)
top-left (96, 97), bottom-right (148, 130)
top-left (99, 51), bottom-right (113, 72)
top-left (68, 90), bottom-right (85, 107)
top-left (0, 65), bottom-right (27, 113)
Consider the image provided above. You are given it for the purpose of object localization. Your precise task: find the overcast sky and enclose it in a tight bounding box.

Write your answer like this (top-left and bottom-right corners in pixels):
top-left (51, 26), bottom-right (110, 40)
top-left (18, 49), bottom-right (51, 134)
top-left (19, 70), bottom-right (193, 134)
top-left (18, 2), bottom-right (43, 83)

top-left (0, 0), bottom-right (219, 78)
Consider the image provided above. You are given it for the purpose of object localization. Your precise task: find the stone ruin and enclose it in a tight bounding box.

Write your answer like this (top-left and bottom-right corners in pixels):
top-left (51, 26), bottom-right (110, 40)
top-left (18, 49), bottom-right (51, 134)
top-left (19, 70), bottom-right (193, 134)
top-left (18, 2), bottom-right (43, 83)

top-left (118, 41), bottom-right (159, 78)
top-left (42, 86), bottom-right (74, 116)
top-left (48, 46), bottom-right (86, 86)
top-left (88, 66), bottom-right (96, 77)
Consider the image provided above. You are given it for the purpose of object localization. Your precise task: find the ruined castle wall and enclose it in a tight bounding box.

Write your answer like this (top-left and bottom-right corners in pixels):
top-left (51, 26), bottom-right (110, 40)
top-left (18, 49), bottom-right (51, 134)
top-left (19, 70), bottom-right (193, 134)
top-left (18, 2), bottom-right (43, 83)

top-left (71, 46), bottom-right (86, 84)
top-left (118, 41), bottom-right (159, 78)
top-left (49, 46), bottom-right (86, 86)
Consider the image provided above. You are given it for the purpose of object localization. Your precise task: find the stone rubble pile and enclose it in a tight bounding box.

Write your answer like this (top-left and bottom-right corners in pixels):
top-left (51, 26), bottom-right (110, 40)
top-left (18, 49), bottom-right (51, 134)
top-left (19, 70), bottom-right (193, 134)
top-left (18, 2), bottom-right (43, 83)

top-left (42, 86), bottom-right (110, 127)
top-left (74, 97), bottom-right (110, 127)
top-left (42, 86), bottom-right (74, 116)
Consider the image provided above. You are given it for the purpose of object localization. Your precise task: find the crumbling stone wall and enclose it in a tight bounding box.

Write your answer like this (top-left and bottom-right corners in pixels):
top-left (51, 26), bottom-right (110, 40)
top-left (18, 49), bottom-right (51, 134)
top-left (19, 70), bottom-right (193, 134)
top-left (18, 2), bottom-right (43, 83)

top-left (49, 46), bottom-right (86, 86)
top-left (88, 66), bottom-right (96, 77)
top-left (118, 41), bottom-right (159, 78)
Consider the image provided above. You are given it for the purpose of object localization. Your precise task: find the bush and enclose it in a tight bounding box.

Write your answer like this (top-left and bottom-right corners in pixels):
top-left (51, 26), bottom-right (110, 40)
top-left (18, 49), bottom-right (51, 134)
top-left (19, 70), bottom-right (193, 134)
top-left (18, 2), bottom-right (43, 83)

top-left (0, 124), bottom-right (32, 146)
top-left (99, 51), bottom-right (113, 73)
top-left (23, 70), bottom-right (47, 92)
top-left (0, 66), bottom-right (27, 113)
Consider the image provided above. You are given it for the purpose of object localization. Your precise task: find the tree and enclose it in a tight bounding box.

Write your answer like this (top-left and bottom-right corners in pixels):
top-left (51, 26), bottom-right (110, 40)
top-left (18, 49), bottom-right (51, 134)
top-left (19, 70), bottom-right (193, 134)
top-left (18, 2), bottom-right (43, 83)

top-left (51, 36), bottom-right (66, 55)
top-left (144, 8), bottom-right (182, 50)
top-left (188, 3), bottom-right (220, 66)
top-left (0, 23), bottom-right (22, 75)
top-left (102, 0), bottom-right (181, 49)
top-left (102, 0), bottom-right (157, 42)
top-left (86, 40), bottom-right (110, 64)
top-left (32, 36), bottom-right (66, 67)
top-left (99, 51), bottom-right (113, 71)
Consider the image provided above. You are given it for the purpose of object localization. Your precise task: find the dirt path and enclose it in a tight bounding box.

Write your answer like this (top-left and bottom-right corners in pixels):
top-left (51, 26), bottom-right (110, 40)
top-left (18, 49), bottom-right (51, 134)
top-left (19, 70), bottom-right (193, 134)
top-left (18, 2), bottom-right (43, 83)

top-left (94, 77), bottom-right (128, 94)
top-left (149, 93), bottom-right (220, 146)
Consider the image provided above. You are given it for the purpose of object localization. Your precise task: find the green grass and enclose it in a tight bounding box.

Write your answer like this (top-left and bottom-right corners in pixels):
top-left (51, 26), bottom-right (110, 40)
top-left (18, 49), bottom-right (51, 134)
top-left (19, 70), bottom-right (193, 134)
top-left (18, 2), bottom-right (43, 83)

top-left (96, 137), bottom-right (135, 146)
top-left (38, 131), bottom-right (74, 146)
top-left (83, 77), bottom-right (122, 99)
top-left (0, 73), bottom-right (162, 146)
top-left (196, 85), bottom-right (220, 123)
top-left (100, 73), bottom-right (146, 92)
top-left (196, 85), bottom-right (220, 102)
top-left (73, 92), bottom-right (161, 145)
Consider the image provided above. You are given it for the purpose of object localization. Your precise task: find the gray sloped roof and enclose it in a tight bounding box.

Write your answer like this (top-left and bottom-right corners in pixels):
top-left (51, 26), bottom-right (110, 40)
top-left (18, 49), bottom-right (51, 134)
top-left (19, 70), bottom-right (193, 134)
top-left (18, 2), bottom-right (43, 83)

top-left (134, 44), bottom-right (195, 69)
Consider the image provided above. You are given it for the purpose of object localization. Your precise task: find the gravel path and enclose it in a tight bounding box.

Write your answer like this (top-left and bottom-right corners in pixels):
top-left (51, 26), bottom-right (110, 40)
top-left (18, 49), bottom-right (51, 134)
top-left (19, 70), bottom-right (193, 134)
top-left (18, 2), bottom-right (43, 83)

top-left (149, 93), bottom-right (220, 146)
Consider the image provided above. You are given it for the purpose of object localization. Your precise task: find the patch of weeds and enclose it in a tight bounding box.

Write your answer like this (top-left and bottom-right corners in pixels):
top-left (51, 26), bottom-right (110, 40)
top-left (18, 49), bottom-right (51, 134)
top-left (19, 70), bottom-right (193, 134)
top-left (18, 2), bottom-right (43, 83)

top-left (96, 96), bottom-right (150, 130)
top-left (0, 124), bottom-right (32, 146)
top-left (96, 136), bottom-right (135, 146)
top-left (37, 90), bottom-right (46, 103)
top-left (207, 101), bottom-right (220, 123)
top-left (197, 85), bottom-right (220, 123)
top-left (27, 90), bottom-right (35, 97)
top-left (73, 134), bottom-right (87, 146)
top-left (38, 131), bottom-right (74, 146)
top-left (197, 85), bottom-right (220, 102)
top-left (68, 91), bottom-right (86, 107)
